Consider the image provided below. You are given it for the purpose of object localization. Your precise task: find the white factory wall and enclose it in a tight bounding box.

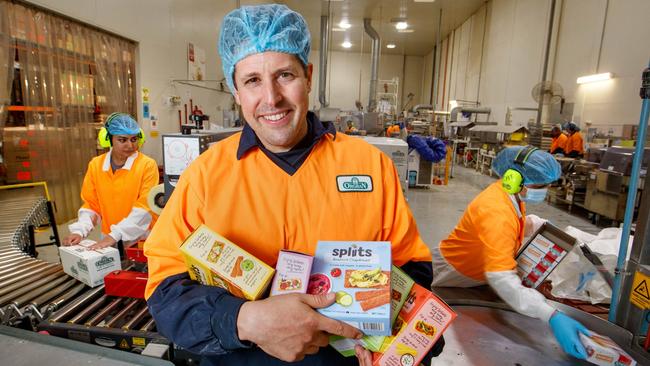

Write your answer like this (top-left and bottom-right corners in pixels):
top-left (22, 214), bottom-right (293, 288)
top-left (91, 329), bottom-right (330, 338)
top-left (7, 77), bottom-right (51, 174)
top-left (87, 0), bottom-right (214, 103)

top-left (430, 0), bottom-right (650, 132)
top-left (555, 0), bottom-right (650, 135)
top-left (423, 48), bottom-right (435, 106)
top-left (310, 50), bottom-right (424, 113)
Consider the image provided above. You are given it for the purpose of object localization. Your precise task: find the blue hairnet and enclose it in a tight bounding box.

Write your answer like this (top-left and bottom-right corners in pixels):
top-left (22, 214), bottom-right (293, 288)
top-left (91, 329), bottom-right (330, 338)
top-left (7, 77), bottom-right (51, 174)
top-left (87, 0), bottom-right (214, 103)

top-left (218, 4), bottom-right (311, 93)
top-left (563, 121), bottom-right (580, 132)
top-left (492, 146), bottom-right (561, 185)
top-left (106, 113), bottom-right (140, 136)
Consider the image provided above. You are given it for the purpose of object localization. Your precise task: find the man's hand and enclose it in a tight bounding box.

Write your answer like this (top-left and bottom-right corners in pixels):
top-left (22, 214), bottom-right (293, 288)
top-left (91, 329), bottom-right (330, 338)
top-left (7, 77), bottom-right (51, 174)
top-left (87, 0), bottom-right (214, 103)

top-left (237, 292), bottom-right (363, 362)
top-left (62, 233), bottom-right (82, 246)
top-left (88, 236), bottom-right (117, 250)
top-left (355, 345), bottom-right (373, 366)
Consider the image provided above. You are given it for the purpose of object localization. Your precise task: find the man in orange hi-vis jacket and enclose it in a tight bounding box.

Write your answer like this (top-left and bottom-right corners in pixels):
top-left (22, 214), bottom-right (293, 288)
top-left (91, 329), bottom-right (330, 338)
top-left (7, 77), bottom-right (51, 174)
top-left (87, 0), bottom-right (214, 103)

top-left (143, 4), bottom-right (440, 366)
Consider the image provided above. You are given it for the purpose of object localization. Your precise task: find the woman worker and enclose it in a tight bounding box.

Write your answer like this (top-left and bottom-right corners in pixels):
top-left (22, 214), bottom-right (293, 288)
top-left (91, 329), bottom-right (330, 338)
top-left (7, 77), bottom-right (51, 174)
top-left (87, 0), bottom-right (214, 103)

top-left (432, 145), bottom-right (590, 360)
top-left (62, 113), bottom-right (159, 250)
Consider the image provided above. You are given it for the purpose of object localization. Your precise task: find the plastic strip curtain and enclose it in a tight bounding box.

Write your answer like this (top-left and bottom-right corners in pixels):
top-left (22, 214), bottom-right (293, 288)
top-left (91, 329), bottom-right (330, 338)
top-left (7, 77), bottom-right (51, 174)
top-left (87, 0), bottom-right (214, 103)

top-left (0, 1), bottom-right (136, 223)
top-left (0, 2), bottom-right (11, 130)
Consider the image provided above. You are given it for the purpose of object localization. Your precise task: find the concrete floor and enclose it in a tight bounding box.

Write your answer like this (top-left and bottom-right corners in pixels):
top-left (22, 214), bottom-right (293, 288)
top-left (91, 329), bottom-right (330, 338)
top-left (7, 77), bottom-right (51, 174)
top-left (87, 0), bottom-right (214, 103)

top-left (36, 165), bottom-right (601, 264)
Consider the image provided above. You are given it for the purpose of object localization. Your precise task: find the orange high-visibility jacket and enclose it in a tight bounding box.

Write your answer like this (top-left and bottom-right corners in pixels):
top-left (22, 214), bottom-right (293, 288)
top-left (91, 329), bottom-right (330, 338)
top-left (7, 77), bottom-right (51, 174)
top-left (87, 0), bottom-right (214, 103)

top-left (439, 181), bottom-right (526, 282)
top-left (566, 131), bottom-right (584, 155)
top-left (144, 132), bottom-right (432, 299)
top-left (550, 133), bottom-right (568, 153)
top-left (80, 152), bottom-right (159, 235)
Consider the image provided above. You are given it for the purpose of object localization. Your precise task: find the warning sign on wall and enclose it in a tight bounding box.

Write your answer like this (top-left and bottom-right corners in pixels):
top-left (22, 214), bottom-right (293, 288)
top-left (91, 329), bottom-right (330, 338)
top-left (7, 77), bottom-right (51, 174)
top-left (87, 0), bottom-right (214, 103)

top-left (630, 271), bottom-right (650, 309)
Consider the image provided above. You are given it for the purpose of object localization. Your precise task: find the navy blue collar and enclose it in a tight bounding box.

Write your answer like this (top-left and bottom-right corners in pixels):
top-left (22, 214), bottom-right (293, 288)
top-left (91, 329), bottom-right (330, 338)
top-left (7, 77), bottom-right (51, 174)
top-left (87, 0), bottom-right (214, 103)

top-left (236, 111), bottom-right (336, 161)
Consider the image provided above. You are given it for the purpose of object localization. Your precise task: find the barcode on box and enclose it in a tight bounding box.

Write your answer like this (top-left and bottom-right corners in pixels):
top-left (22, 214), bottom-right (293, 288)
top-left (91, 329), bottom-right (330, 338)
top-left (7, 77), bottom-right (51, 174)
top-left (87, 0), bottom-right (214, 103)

top-left (361, 322), bottom-right (384, 332)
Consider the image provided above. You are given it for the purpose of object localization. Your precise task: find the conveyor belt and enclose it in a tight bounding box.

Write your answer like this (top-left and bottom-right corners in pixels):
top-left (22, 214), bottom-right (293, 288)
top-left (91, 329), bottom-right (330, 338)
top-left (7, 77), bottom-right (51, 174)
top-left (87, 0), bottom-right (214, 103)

top-left (0, 195), bottom-right (188, 361)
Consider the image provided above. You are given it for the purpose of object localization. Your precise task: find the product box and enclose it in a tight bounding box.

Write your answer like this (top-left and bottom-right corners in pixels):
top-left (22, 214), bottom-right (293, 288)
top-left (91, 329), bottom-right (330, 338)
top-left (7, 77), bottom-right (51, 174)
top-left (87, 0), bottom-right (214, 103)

top-left (372, 283), bottom-right (457, 366)
top-left (330, 265), bottom-right (415, 355)
top-left (580, 332), bottom-right (636, 366)
top-left (309, 241), bottom-right (392, 336)
top-left (270, 250), bottom-right (313, 296)
top-left (59, 240), bottom-right (122, 287)
top-left (516, 222), bottom-right (576, 288)
top-left (180, 225), bottom-right (274, 300)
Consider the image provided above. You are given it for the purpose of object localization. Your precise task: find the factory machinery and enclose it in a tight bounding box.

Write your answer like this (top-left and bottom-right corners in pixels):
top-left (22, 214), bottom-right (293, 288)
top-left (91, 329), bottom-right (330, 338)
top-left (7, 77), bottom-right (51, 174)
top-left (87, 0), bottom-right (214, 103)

top-left (0, 194), bottom-right (197, 364)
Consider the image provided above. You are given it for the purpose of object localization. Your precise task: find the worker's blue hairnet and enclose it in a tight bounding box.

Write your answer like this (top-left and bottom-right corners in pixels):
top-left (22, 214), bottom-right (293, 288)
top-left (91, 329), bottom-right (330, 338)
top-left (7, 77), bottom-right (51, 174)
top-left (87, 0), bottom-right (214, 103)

top-left (218, 4), bottom-right (311, 93)
top-left (492, 146), bottom-right (561, 185)
top-left (106, 113), bottom-right (140, 136)
top-left (563, 121), bottom-right (580, 132)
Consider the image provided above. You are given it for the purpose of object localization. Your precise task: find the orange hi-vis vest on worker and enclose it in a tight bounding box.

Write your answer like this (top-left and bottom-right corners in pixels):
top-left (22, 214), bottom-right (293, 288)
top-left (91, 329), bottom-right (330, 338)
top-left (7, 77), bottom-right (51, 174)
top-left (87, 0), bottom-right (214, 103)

top-left (80, 151), bottom-right (159, 236)
top-left (550, 133), bottom-right (568, 154)
top-left (566, 131), bottom-right (584, 155)
top-left (144, 132), bottom-right (432, 299)
top-left (439, 181), bottom-right (526, 282)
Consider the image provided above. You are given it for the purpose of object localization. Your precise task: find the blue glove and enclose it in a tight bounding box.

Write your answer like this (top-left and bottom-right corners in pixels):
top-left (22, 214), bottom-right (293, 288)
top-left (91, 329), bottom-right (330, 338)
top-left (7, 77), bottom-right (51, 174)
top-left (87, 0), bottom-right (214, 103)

top-left (549, 311), bottom-right (590, 359)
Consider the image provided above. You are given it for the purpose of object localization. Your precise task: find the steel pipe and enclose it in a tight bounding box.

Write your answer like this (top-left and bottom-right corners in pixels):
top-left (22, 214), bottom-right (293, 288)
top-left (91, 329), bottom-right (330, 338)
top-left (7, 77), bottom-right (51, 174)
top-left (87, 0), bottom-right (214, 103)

top-left (47, 284), bottom-right (99, 323)
top-left (0, 264), bottom-right (60, 293)
top-left (67, 295), bottom-right (109, 324)
top-left (104, 299), bottom-right (141, 328)
top-left (122, 305), bottom-right (150, 330)
top-left (0, 271), bottom-right (65, 306)
top-left (85, 297), bottom-right (125, 326)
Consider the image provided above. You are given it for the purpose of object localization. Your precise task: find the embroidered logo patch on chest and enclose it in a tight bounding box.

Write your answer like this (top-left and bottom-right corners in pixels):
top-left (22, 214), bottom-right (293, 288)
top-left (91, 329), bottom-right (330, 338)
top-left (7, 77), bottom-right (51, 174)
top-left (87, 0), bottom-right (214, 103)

top-left (337, 175), bottom-right (373, 192)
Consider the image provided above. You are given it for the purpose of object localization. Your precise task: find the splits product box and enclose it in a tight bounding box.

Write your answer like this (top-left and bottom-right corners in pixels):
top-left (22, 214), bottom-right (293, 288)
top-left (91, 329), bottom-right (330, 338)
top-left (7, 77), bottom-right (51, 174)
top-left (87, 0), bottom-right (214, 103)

top-left (270, 250), bottom-right (313, 296)
top-left (372, 283), bottom-right (456, 366)
top-left (180, 225), bottom-right (274, 300)
top-left (59, 240), bottom-right (121, 287)
top-left (309, 241), bottom-right (392, 336)
top-left (580, 332), bottom-right (637, 366)
top-left (330, 265), bottom-right (415, 355)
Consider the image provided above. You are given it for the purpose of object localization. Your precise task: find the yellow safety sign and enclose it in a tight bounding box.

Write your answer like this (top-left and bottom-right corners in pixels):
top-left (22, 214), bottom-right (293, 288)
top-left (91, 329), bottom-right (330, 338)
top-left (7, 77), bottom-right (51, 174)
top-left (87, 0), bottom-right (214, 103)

top-left (119, 339), bottom-right (130, 349)
top-left (630, 271), bottom-right (650, 309)
top-left (132, 337), bottom-right (146, 347)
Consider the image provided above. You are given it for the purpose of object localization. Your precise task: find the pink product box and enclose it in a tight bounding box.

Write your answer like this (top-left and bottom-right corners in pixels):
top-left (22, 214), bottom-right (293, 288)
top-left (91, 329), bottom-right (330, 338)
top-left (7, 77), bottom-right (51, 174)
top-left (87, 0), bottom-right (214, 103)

top-left (270, 250), bottom-right (313, 296)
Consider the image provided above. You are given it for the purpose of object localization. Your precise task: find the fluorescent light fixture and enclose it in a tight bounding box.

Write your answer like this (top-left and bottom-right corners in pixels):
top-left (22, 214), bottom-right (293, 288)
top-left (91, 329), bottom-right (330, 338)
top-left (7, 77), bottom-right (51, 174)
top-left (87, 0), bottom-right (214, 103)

top-left (386, 43), bottom-right (396, 49)
top-left (339, 21), bottom-right (351, 29)
top-left (395, 21), bottom-right (408, 30)
top-left (342, 41), bottom-right (352, 48)
top-left (576, 72), bottom-right (613, 84)
top-left (332, 27), bottom-right (346, 32)
top-left (397, 29), bottom-right (414, 33)
top-left (414, 0), bottom-right (436, 2)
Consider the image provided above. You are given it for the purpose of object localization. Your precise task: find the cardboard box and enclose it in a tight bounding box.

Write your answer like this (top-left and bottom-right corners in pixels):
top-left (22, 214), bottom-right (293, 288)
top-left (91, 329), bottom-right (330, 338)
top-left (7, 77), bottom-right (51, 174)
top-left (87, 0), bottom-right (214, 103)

top-left (59, 240), bottom-right (121, 287)
top-left (516, 222), bottom-right (576, 289)
top-left (330, 265), bottom-right (415, 355)
top-left (310, 241), bottom-right (392, 336)
top-left (372, 284), bottom-right (456, 366)
top-left (580, 332), bottom-right (636, 366)
top-left (180, 225), bottom-right (274, 300)
top-left (270, 250), bottom-right (313, 296)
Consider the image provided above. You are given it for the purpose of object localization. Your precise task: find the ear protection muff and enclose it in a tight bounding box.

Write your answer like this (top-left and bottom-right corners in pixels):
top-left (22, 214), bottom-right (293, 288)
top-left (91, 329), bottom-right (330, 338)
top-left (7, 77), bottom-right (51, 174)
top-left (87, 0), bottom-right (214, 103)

top-left (97, 113), bottom-right (145, 148)
top-left (502, 146), bottom-right (539, 194)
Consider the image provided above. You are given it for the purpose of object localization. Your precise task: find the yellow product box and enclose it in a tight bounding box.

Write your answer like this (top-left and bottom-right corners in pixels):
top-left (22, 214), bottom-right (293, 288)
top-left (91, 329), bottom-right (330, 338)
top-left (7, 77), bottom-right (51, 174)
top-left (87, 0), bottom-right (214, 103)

top-left (180, 225), bottom-right (274, 300)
